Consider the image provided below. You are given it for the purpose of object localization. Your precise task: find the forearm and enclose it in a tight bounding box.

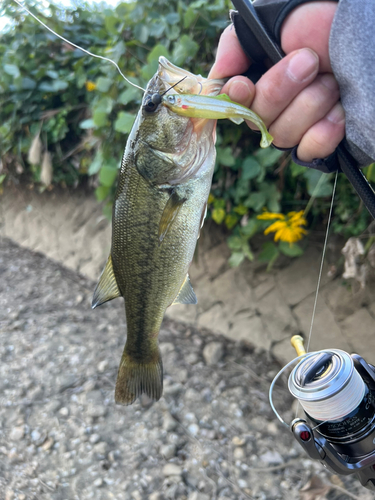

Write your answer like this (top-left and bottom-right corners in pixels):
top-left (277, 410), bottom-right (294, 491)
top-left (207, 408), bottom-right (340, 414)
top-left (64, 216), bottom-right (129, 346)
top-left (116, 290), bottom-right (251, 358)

top-left (329, 0), bottom-right (375, 165)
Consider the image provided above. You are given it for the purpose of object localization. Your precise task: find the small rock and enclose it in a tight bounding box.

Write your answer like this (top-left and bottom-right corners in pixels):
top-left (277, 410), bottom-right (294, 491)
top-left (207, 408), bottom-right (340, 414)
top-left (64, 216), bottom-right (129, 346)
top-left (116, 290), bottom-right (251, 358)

top-left (98, 360), bottom-right (108, 372)
top-left (94, 441), bottom-right (108, 456)
top-left (89, 433), bottom-right (101, 444)
top-left (93, 477), bottom-right (103, 487)
top-left (266, 422), bottom-right (278, 436)
top-left (163, 414), bottom-right (177, 432)
top-left (187, 493), bottom-right (210, 500)
top-left (59, 407), bottom-right (69, 417)
top-left (203, 342), bottom-right (223, 365)
top-left (162, 463), bottom-right (182, 476)
top-left (5, 489), bottom-right (14, 500)
top-left (176, 368), bottom-right (188, 383)
top-left (18, 494), bottom-right (26, 500)
top-left (10, 426), bottom-right (24, 441)
top-left (232, 436), bottom-right (246, 447)
top-left (87, 405), bottom-right (107, 418)
top-left (238, 479), bottom-right (248, 489)
top-left (259, 450), bottom-right (283, 465)
top-left (160, 444), bottom-right (176, 460)
top-left (159, 342), bottom-right (174, 356)
top-left (186, 352), bottom-right (199, 364)
top-left (42, 437), bottom-right (54, 451)
top-left (233, 447), bottom-right (245, 460)
top-left (188, 424), bottom-right (199, 437)
top-left (31, 429), bottom-right (45, 445)
top-left (131, 491), bottom-right (142, 500)
top-left (148, 493), bottom-right (161, 500)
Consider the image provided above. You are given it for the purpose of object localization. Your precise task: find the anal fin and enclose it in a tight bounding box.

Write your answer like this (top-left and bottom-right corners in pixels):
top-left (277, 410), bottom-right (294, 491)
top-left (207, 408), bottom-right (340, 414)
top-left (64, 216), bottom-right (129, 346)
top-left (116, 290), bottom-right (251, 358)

top-left (172, 274), bottom-right (197, 305)
top-left (92, 254), bottom-right (121, 309)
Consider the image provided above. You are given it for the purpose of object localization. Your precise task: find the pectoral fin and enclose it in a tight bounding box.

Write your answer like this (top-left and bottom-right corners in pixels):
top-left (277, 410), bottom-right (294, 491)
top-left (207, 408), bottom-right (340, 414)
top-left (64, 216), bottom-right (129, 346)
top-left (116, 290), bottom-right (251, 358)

top-left (92, 254), bottom-right (121, 309)
top-left (158, 190), bottom-right (186, 244)
top-left (172, 274), bottom-right (197, 305)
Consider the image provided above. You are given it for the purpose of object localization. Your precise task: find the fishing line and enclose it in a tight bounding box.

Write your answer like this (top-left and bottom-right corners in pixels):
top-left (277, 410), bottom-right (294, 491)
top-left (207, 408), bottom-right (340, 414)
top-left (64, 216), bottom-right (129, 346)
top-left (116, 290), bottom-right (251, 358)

top-left (269, 171), bottom-right (339, 426)
top-left (305, 171), bottom-right (338, 353)
top-left (12, 0), bottom-right (146, 92)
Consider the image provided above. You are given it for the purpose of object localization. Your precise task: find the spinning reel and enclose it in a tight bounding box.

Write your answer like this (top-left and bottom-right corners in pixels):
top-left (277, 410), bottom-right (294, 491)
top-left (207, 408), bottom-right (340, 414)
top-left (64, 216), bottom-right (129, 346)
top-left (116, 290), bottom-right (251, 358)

top-left (278, 337), bottom-right (375, 491)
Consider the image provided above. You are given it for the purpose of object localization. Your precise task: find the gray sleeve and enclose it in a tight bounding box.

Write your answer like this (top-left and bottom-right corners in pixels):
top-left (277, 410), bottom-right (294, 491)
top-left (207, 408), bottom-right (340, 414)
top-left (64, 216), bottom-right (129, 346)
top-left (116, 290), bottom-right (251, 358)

top-left (329, 0), bottom-right (375, 166)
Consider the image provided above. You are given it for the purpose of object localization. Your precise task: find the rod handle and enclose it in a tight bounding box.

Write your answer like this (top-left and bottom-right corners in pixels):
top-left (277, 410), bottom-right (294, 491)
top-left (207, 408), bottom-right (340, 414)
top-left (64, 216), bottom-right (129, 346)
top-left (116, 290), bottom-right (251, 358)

top-left (291, 335), bottom-right (306, 357)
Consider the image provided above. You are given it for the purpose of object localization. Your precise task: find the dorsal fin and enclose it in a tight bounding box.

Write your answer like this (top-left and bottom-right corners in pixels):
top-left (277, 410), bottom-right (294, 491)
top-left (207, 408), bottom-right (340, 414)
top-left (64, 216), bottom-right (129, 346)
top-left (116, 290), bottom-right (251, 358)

top-left (172, 274), bottom-right (197, 305)
top-left (92, 254), bottom-right (121, 309)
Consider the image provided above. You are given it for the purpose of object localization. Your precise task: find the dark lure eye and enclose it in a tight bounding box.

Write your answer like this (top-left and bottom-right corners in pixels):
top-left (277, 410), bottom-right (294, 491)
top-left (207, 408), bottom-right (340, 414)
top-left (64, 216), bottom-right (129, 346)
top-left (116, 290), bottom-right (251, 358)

top-left (143, 93), bottom-right (162, 113)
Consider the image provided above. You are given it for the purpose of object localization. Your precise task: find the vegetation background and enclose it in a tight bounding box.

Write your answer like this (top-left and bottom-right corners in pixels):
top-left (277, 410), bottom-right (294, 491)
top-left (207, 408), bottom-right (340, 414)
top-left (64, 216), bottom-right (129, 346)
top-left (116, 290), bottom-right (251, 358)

top-left (1, 0), bottom-right (373, 266)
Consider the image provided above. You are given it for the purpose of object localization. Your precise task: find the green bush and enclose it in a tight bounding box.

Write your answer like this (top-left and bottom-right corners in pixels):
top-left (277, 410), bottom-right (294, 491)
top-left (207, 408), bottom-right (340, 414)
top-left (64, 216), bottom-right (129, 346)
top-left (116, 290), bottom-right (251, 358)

top-left (1, 0), bottom-right (373, 265)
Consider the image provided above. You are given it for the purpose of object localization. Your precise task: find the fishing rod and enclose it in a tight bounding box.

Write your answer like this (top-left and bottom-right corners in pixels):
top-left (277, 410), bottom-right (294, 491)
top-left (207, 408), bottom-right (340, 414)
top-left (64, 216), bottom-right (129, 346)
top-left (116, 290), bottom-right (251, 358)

top-left (231, 0), bottom-right (375, 491)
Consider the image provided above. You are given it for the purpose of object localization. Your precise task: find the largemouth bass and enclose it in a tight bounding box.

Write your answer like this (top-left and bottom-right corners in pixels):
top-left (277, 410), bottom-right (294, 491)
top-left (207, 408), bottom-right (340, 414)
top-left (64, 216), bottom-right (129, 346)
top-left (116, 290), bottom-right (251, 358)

top-left (92, 57), bottom-right (271, 405)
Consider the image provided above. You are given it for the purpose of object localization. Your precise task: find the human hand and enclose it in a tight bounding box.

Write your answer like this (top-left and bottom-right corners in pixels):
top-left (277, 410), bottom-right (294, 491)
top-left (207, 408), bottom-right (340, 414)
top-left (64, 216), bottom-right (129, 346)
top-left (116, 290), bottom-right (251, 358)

top-left (209, 1), bottom-right (345, 162)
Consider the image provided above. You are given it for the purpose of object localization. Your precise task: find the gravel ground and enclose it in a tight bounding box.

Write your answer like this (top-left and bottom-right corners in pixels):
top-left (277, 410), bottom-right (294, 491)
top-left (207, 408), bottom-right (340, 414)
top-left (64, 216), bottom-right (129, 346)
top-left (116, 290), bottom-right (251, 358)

top-left (0, 237), bottom-right (372, 500)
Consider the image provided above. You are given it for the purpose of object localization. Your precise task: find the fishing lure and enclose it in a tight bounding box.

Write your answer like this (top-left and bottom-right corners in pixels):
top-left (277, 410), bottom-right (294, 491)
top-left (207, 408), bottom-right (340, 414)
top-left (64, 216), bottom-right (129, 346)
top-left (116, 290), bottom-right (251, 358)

top-left (162, 93), bottom-right (273, 148)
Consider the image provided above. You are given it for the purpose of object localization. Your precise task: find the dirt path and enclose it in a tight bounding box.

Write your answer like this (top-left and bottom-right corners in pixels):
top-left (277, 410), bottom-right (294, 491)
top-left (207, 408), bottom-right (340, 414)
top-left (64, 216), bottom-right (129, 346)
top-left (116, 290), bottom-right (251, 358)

top-left (0, 238), bottom-right (370, 500)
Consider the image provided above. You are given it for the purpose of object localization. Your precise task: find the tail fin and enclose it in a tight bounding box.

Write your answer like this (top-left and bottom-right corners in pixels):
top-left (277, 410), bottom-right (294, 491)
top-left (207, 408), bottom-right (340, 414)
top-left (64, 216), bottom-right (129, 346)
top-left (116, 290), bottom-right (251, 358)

top-left (115, 346), bottom-right (163, 405)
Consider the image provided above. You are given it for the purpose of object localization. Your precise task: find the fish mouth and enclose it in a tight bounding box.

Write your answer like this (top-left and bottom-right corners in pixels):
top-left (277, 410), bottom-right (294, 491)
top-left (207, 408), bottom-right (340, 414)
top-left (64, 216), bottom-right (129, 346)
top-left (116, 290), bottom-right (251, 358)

top-left (157, 56), bottom-right (225, 96)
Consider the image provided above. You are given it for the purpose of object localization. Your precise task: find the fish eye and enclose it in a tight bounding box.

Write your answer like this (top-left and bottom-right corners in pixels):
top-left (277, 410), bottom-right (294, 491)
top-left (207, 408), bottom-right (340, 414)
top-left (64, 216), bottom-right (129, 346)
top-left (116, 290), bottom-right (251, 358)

top-left (143, 93), bottom-right (161, 113)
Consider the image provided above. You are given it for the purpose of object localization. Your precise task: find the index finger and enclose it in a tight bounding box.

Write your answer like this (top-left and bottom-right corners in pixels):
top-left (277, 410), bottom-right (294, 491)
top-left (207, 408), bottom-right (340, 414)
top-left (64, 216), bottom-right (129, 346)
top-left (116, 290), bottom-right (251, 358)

top-left (209, 24), bottom-right (251, 79)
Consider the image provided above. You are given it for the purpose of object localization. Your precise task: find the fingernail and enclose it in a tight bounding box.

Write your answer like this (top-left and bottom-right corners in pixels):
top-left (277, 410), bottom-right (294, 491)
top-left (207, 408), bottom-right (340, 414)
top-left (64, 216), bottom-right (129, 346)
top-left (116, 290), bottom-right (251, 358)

top-left (287, 49), bottom-right (319, 83)
top-left (320, 73), bottom-right (339, 91)
top-left (327, 102), bottom-right (345, 124)
top-left (227, 80), bottom-right (253, 104)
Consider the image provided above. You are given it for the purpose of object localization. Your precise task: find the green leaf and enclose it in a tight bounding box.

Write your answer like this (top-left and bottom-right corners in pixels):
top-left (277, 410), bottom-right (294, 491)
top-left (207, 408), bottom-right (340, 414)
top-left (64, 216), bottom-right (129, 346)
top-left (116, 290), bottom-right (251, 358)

top-left (165, 12), bottom-right (180, 24)
top-left (95, 185), bottom-right (110, 202)
top-left (225, 213), bottom-right (239, 229)
top-left (134, 24), bottom-right (149, 44)
top-left (114, 112), bottom-right (135, 134)
top-left (99, 165), bottom-right (118, 188)
top-left (38, 82), bottom-right (56, 92)
top-left (93, 110), bottom-right (109, 127)
top-left (4, 64), bottom-right (20, 78)
top-left (0, 174), bottom-right (6, 184)
top-left (118, 87), bottom-right (139, 105)
top-left (255, 148), bottom-right (283, 168)
top-left (79, 119), bottom-right (95, 129)
top-left (88, 151), bottom-right (103, 176)
top-left (172, 34), bottom-right (199, 65)
top-left (227, 235), bottom-right (243, 251)
top-left (304, 170), bottom-right (333, 197)
top-left (217, 146), bottom-right (235, 167)
top-left (258, 242), bottom-right (279, 266)
top-left (240, 218), bottom-right (259, 238)
top-left (96, 77), bottom-right (112, 93)
top-left (53, 80), bottom-right (68, 91)
top-left (279, 241), bottom-right (304, 257)
top-left (229, 251), bottom-right (245, 268)
top-left (244, 192), bottom-right (266, 211)
top-left (21, 77), bottom-right (36, 89)
top-left (184, 7), bottom-right (197, 28)
top-left (94, 97), bottom-right (113, 114)
top-left (147, 44), bottom-right (170, 63)
top-left (211, 208), bottom-right (226, 224)
top-left (241, 157), bottom-right (261, 180)
top-left (149, 21), bottom-right (165, 37)
top-left (46, 70), bottom-right (58, 79)
top-left (290, 161), bottom-right (306, 177)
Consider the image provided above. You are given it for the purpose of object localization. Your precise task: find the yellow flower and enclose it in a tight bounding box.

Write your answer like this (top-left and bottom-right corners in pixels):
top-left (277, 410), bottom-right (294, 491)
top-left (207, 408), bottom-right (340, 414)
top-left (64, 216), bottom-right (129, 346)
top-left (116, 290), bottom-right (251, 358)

top-left (85, 81), bottom-right (96, 92)
top-left (257, 210), bottom-right (307, 244)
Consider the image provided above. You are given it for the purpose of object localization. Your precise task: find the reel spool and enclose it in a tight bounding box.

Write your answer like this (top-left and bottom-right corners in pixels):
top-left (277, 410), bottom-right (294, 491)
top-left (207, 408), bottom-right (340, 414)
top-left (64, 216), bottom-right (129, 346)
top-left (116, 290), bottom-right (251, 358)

top-left (275, 336), bottom-right (375, 490)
